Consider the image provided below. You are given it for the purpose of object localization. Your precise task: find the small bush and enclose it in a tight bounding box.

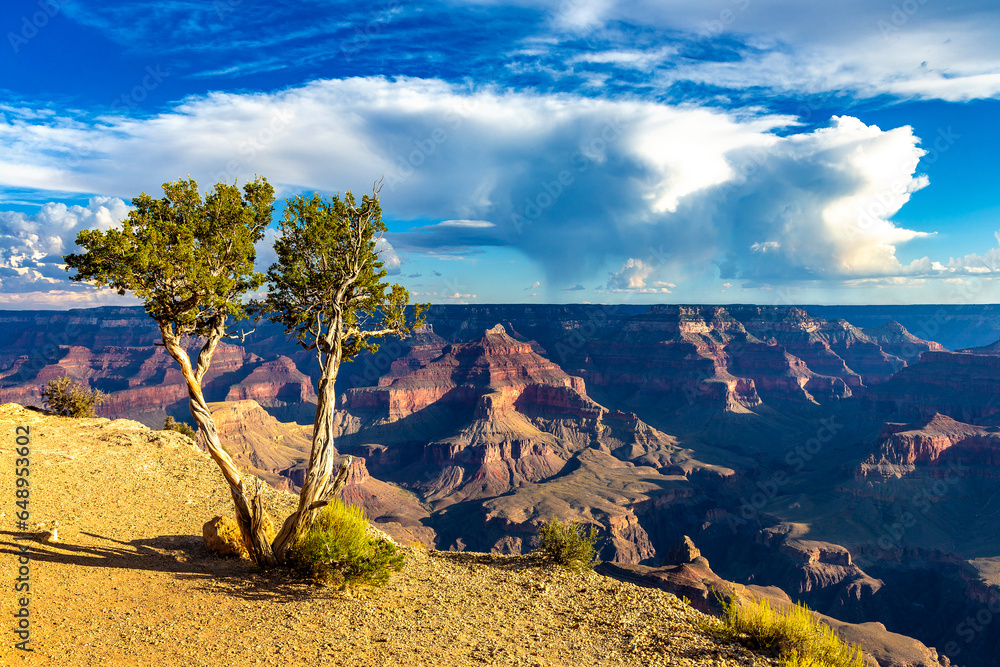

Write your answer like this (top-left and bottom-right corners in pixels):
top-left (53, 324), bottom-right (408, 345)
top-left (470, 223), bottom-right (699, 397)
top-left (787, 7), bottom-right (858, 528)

top-left (164, 416), bottom-right (197, 439)
top-left (536, 516), bottom-right (599, 570)
top-left (287, 499), bottom-right (404, 588)
top-left (713, 596), bottom-right (866, 667)
top-left (40, 376), bottom-right (106, 418)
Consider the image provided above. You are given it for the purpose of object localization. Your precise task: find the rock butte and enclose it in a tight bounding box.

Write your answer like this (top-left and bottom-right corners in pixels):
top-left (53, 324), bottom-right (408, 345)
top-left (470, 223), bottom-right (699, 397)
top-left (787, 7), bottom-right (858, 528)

top-left (7, 305), bottom-right (1000, 665)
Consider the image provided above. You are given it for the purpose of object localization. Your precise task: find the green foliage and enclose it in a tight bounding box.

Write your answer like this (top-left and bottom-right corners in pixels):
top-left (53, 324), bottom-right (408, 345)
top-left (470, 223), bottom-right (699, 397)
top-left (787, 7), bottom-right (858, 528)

top-left (64, 177), bottom-right (274, 336)
top-left (287, 499), bottom-right (404, 588)
top-left (712, 596), bottom-right (866, 667)
top-left (254, 189), bottom-right (427, 365)
top-left (164, 416), bottom-right (197, 439)
top-left (536, 516), bottom-right (600, 570)
top-left (40, 376), bottom-right (106, 418)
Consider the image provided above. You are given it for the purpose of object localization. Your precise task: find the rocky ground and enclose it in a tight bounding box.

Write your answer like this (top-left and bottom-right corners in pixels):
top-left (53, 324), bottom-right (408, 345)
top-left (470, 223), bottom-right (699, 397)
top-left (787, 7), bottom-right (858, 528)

top-left (0, 403), bottom-right (775, 667)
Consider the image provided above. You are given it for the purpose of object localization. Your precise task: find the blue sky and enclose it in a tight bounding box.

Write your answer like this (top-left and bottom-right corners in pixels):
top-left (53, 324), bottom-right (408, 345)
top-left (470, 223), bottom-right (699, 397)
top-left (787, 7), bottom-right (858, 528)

top-left (1, 0), bottom-right (999, 308)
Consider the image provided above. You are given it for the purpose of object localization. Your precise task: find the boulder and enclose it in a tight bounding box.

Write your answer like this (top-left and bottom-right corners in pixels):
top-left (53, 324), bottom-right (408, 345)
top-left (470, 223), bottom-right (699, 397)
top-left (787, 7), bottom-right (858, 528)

top-left (203, 516), bottom-right (247, 558)
top-left (667, 535), bottom-right (702, 565)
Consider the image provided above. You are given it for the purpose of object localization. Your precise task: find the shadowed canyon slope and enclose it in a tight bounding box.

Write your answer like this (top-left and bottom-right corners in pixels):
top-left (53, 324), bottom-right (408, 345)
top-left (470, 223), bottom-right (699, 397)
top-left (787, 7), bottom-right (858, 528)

top-left (0, 403), bottom-right (777, 667)
top-left (6, 304), bottom-right (1000, 665)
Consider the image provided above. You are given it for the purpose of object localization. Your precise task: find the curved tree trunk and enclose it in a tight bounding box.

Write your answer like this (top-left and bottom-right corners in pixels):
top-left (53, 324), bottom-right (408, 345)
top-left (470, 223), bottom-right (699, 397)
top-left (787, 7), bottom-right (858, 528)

top-left (272, 345), bottom-right (352, 562)
top-left (159, 323), bottom-right (277, 567)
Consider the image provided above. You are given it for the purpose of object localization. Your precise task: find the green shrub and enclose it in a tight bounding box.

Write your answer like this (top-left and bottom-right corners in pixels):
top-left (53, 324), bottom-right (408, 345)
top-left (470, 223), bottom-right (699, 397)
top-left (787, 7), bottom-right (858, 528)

top-left (536, 516), bottom-right (599, 570)
top-left (287, 499), bottom-right (404, 588)
top-left (164, 416), bottom-right (197, 439)
top-left (713, 596), bottom-right (866, 667)
top-left (40, 376), bottom-right (106, 418)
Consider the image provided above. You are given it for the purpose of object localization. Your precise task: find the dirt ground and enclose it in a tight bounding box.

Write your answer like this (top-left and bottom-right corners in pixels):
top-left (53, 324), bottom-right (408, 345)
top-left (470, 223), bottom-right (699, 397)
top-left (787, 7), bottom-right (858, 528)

top-left (0, 403), bottom-right (775, 667)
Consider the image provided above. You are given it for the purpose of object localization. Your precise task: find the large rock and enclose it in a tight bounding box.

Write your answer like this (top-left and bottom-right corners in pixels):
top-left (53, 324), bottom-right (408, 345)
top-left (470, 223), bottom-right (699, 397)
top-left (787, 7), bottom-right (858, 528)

top-left (667, 535), bottom-right (702, 565)
top-left (858, 414), bottom-right (1000, 477)
top-left (869, 351), bottom-right (1000, 424)
top-left (334, 324), bottom-right (686, 507)
top-left (203, 516), bottom-right (248, 558)
top-left (203, 514), bottom-right (278, 559)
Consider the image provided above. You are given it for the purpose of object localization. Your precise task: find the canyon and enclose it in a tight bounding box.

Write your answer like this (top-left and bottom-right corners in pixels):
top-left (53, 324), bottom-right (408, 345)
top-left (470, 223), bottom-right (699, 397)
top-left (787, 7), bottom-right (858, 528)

top-left (6, 304), bottom-right (1000, 665)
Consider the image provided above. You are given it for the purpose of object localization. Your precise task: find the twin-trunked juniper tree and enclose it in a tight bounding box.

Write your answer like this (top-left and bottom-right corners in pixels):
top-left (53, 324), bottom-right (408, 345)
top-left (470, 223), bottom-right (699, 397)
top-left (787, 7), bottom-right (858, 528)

top-left (65, 177), bottom-right (425, 567)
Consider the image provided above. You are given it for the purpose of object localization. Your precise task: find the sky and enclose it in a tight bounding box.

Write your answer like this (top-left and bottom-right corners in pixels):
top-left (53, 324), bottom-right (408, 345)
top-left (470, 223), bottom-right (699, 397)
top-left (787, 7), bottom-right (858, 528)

top-left (1, 0), bottom-right (999, 308)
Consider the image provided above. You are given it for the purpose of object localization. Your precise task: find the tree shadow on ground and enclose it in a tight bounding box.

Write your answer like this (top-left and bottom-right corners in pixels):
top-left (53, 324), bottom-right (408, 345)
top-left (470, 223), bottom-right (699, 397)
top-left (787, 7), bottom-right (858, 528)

top-left (0, 530), bottom-right (233, 576)
top-left (0, 530), bottom-right (346, 603)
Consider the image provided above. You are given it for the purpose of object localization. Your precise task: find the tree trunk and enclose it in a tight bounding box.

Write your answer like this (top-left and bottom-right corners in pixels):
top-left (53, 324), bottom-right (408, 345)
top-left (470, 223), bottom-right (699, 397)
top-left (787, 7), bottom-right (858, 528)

top-left (159, 324), bottom-right (277, 567)
top-left (272, 346), bottom-right (351, 561)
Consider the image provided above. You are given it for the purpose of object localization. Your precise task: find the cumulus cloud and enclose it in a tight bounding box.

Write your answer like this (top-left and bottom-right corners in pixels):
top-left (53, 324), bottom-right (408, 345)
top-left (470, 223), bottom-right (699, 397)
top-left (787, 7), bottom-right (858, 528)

top-left (716, 115), bottom-right (933, 281)
top-left (925, 232), bottom-right (1000, 276)
top-left (603, 258), bottom-right (675, 293)
top-left (0, 197), bottom-right (130, 294)
top-left (375, 237), bottom-right (402, 275)
top-left (412, 290), bottom-right (477, 303)
top-left (0, 77), bottom-right (978, 298)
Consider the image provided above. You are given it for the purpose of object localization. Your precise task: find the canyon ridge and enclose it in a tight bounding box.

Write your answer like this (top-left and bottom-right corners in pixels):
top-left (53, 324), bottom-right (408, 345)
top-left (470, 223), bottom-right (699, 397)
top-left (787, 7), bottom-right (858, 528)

top-left (5, 304), bottom-right (1000, 666)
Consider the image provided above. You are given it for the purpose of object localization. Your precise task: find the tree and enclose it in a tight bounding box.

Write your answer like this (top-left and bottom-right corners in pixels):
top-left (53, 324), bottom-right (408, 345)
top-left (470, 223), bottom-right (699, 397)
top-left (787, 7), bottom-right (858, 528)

top-left (255, 187), bottom-right (426, 561)
top-left (164, 415), bottom-right (197, 439)
top-left (41, 375), bottom-right (107, 417)
top-left (64, 177), bottom-right (279, 566)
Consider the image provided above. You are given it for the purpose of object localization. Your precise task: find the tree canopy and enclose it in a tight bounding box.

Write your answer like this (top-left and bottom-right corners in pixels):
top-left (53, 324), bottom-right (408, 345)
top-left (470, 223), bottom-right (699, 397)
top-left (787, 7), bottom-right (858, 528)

top-left (258, 190), bottom-right (422, 367)
top-left (66, 177), bottom-right (274, 337)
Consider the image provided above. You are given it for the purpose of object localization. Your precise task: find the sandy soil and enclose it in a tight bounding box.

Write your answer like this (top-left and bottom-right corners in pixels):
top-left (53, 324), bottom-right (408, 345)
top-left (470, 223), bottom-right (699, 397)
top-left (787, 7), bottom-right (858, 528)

top-left (0, 403), bottom-right (775, 667)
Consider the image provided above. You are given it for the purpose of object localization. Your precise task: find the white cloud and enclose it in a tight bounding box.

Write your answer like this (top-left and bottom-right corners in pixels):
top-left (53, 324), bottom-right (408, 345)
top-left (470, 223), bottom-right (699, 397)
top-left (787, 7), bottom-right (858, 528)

top-left (0, 77), bottom-right (986, 303)
top-left (568, 46), bottom-right (678, 70)
top-left (607, 258), bottom-right (651, 289)
top-left (550, 0), bottom-right (615, 31)
top-left (430, 219), bottom-right (496, 228)
top-left (0, 288), bottom-right (140, 309)
top-left (375, 237), bottom-right (402, 275)
top-left (603, 258), bottom-right (674, 293)
top-left (508, 0), bottom-right (1000, 102)
top-left (714, 115), bottom-right (940, 281)
top-left (0, 197), bottom-right (130, 294)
